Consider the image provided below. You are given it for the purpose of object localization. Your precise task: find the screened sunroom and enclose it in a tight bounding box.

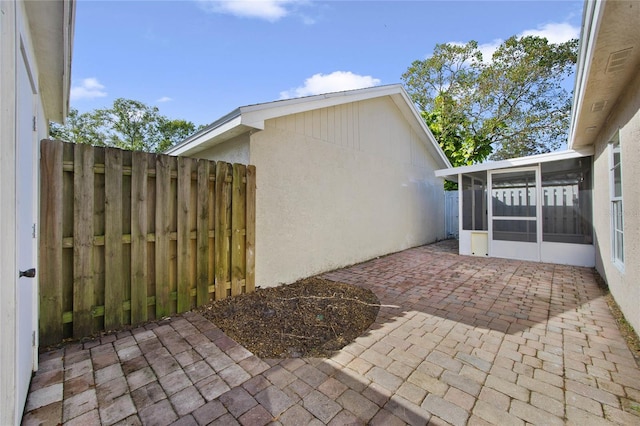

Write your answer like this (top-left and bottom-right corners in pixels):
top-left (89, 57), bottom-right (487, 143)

top-left (435, 148), bottom-right (595, 267)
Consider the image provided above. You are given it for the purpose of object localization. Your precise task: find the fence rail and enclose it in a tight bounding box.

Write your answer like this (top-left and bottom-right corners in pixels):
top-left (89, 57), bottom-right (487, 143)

top-left (39, 140), bottom-right (256, 345)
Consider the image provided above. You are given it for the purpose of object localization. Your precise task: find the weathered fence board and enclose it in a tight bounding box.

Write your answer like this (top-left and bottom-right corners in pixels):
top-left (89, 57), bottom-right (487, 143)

top-left (246, 165), bottom-right (256, 293)
top-left (39, 140), bottom-right (63, 341)
top-left (73, 144), bottom-right (95, 338)
top-left (130, 151), bottom-right (149, 324)
top-left (231, 164), bottom-right (246, 297)
top-left (215, 162), bottom-right (232, 300)
top-left (196, 160), bottom-right (211, 306)
top-left (39, 140), bottom-right (256, 345)
top-left (105, 148), bottom-right (124, 329)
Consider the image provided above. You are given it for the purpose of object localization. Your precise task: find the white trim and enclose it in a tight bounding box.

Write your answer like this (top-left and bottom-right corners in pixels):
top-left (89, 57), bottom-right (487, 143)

top-left (166, 85), bottom-right (452, 169)
top-left (568, 0), bottom-right (605, 149)
top-left (435, 148), bottom-right (594, 177)
top-left (609, 136), bottom-right (624, 270)
top-left (488, 166), bottom-right (541, 261)
top-left (167, 116), bottom-right (243, 156)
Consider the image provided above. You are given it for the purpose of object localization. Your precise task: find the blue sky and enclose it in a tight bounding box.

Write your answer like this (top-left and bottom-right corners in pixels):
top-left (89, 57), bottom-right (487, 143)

top-left (71, 0), bottom-right (584, 126)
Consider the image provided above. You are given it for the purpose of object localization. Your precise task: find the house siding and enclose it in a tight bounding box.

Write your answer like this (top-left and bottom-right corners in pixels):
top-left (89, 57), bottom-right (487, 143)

top-left (251, 96), bottom-right (445, 287)
top-left (592, 69), bottom-right (640, 333)
top-left (194, 133), bottom-right (250, 164)
top-left (1, 1), bottom-right (56, 423)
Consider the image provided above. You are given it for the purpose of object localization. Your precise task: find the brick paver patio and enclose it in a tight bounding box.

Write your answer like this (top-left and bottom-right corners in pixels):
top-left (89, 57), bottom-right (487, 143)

top-left (23, 241), bottom-right (640, 425)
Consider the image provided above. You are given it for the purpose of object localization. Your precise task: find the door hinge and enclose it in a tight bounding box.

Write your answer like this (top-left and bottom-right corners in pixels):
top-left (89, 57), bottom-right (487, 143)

top-left (32, 223), bottom-right (36, 239)
top-left (32, 331), bottom-right (36, 346)
top-left (33, 116), bottom-right (37, 132)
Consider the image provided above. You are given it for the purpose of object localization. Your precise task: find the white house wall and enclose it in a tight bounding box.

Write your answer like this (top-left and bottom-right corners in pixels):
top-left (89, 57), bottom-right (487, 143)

top-left (1, 1), bottom-right (51, 423)
top-left (194, 133), bottom-right (250, 164)
top-left (592, 69), bottom-right (640, 333)
top-left (251, 97), bottom-right (445, 287)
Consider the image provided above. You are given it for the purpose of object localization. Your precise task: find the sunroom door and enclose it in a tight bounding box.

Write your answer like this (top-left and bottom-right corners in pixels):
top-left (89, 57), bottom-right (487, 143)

top-left (489, 168), bottom-right (540, 261)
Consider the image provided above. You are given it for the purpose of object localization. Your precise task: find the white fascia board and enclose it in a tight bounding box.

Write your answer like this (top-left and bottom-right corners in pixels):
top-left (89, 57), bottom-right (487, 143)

top-left (62, 0), bottom-right (75, 121)
top-left (238, 84), bottom-right (405, 128)
top-left (396, 88), bottom-right (452, 169)
top-left (166, 115), bottom-right (243, 156)
top-left (434, 147), bottom-right (594, 177)
top-left (568, 0), bottom-right (605, 149)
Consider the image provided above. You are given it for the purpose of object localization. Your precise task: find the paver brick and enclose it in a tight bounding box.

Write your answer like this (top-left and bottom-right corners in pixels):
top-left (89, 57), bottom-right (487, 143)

top-left (219, 387), bottom-right (258, 418)
top-left (98, 394), bottom-right (136, 426)
top-left (218, 363), bottom-right (251, 388)
top-left (384, 394), bottom-right (431, 425)
top-left (422, 394), bottom-right (469, 426)
top-left (407, 370), bottom-right (449, 397)
top-left (192, 400), bottom-right (227, 425)
top-left (293, 363), bottom-right (328, 387)
top-left (170, 385), bottom-right (205, 416)
top-left (336, 389), bottom-right (379, 422)
top-left (566, 391), bottom-right (604, 416)
top-left (485, 375), bottom-right (529, 401)
top-left (510, 399), bottom-right (564, 425)
top-left (65, 409), bottom-right (101, 426)
top-left (565, 406), bottom-right (617, 426)
top-left (303, 390), bottom-right (341, 423)
top-left (263, 365), bottom-right (297, 388)
top-left (63, 389), bottom-right (97, 422)
top-left (278, 404), bottom-right (314, 425)
top-left (473, 399), bottom-right (524, 426)
top-left (566, 380), bottom-right (620, 407)
top-left (318, 377), bottom-right (348, 399)
top-left (517, 374), bottom-right (564, 401)
top-left (138, 399), bottom-right (177, 426)
top-left (441, 370), bottom-right (482, 396)
top-left (530, 391), bottom-right (565, 417)
top-left (255, 386), bottom-right (294, 417)
top-left (365, 366), bottom-right (403, 393)
top-left (196, 374), bottom-right (230, 401)
top-left (26, 383), bottom-right (63, 412)
top-left (238, 404), bottom-right (273, 426)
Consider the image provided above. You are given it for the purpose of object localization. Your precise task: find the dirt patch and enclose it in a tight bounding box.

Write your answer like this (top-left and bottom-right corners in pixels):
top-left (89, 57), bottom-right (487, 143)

top-left (197, 277), bottom-right (380, 358)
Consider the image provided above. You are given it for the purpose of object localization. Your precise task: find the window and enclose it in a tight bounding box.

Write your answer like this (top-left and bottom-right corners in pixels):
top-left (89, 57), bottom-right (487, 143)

top-left (541, 158), bottom-right (593, 244)
top-left (491, 170), bottom-right (537, 243)
top-left (462, 174), bottom-right (487, 231)
top-left (610, 134), bottom-right (624, 266)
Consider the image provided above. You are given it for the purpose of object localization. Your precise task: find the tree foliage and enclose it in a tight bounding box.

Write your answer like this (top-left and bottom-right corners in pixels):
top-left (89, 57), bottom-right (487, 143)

top-left (50, 98), bottom-right (201, 153)
top-left (403, 36), bottom-right (578, 162)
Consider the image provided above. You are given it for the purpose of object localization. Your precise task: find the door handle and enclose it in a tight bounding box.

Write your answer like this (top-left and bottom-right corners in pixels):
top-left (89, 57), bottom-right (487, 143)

top-left (19, 268), bottom-right (36, 278)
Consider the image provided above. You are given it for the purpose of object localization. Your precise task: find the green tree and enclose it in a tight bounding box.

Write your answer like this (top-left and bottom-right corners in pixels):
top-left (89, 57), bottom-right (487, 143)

top-left (50, 98), bottom-right (200, 153)
top-left (402, 36), bottom-right (578, 162)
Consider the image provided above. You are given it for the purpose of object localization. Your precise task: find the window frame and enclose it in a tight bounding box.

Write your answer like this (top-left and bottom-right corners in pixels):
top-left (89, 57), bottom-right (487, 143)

top-left (609, 133), bottom-right (624, 269)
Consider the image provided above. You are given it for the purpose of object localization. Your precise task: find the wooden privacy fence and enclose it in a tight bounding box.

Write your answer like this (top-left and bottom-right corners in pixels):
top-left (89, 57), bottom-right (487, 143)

top-left (39, 139), bottom-right (256, 346)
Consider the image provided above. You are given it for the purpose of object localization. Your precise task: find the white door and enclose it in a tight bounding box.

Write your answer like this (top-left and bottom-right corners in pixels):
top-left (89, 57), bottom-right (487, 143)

top-left (489, 167), bottom-right (541, 261)
top-left (16, 46), bottom-right (38, 416)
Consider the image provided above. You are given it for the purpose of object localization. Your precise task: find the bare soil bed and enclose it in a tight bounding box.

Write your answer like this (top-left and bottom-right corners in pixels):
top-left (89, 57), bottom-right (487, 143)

top-left (198, 277), bottom-right (380, 358)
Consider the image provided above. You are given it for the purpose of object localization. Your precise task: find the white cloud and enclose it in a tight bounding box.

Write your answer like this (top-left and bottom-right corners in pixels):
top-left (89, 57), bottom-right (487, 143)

top-left (157, 96), bottom-right (173, 103)
top-left (279, 71), bottom-right (381, 99)
top-left (447, 22), bottom-right (580, 63)
top-left (520, 22), bottom-right (580, 44)
top-left (70, 78), bottom-right (107, 101)
top-left (197, 0), bottom-right (304, 22)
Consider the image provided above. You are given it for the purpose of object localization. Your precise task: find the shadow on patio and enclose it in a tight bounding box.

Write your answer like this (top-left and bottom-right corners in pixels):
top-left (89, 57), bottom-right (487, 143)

top-left (23, 240), bottom-right (640, 425)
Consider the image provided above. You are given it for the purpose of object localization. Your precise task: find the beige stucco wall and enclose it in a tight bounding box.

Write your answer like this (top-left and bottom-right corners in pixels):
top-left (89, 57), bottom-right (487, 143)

top-left (591, 70), bottom-right (640, 333)
top-left (194, 133), bottom-right (250, 164)
top-left (250, 97), bottom-right (445, 287)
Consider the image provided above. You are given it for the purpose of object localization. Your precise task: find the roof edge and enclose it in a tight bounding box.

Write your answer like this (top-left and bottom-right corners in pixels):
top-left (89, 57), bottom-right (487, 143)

top-left (435, 147), bottom-right (595, 177)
